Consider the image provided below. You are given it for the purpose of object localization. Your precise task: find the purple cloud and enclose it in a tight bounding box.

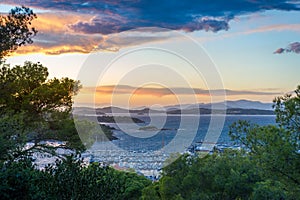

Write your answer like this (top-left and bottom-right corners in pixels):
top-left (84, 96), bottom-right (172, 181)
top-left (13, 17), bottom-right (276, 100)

top-left (274, 42), bottom-right (300, 54)
top-left (274, 47), bottom-right (285, 54)
top-left (286, 42), bottom-right (300, 53)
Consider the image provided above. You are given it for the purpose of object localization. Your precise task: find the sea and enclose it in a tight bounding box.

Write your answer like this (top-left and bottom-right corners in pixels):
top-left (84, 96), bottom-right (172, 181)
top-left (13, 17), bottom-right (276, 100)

top-left (91, 114), bottom-right (276, 153)
top-left (33, 114), bottom-right (277, 176)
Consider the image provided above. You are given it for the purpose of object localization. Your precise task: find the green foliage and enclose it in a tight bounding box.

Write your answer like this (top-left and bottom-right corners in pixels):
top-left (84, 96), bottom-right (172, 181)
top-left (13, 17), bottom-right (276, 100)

top-left (0, 61), bottom-right (83, 161)
top-left (0, 62), bottom-right (47, 114)
top-left (145, 150), bottom-right (261, 200)
top-left (0, 61), bottom-right (80, 116)
top-left (0, 6), bottom-right (37, 60)
top-left (44, 117), bottom-right (86, 152)
top-left (142, 182), bottom-right (161, 200)
top-left (251, 180), bottom-right (287, 200)
top-left (0, 155), bottom-right (151, 200)
top-left (230, 123), bottom-right (300, 188)
top-left (273, 85), bottom-right (300, 143)
top-left (228, 86), bottom-right (300, 198)
top-left (229, 86), bottom-right (300, 197)
top-left (73, 118), bottom-right (117, 150)
top-left (0, 112), bottom-right (25, 162)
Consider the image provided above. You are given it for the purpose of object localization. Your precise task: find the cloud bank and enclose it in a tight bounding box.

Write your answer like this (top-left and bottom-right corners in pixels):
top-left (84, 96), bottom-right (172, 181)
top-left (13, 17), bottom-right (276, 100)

top-left (84, 85), bottom-right (281, 97)
top-left (3, 0), bottom-right (300, 55)
top-left (6, 0), bottom-right (299, 34)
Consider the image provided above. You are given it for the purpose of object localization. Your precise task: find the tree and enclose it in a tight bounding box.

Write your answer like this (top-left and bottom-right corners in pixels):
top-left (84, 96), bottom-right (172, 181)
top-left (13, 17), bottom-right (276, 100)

top-left (230, 85), bottom-right (300, 198)
top-left (0, 6), bottom-right (37, 60)
top-left (146, 150), bottom-right (262, 200)
top-left (0, 61), bottom-right (83, 161)
top-left (142, 182), bottom-right (161, 200)
top-left (273, 85), bottom-right (300, 142)
top-left (0, 6), bottom-right (87, 163)
top-left (0, 155), bottom-right (151, 200)
top-left (0, 157), bottom-right (43, 200)
top-left (0, 112), bottom-right (28, 162)
top-left (251, 180), bottom-right (287, 200)
top-left (0, 61), bottom-right (79, 115)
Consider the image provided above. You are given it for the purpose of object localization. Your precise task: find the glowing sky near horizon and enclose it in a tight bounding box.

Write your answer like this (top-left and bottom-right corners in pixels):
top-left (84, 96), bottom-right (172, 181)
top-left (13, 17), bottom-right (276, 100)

top-left (1, 1), bottom-right (300, 107)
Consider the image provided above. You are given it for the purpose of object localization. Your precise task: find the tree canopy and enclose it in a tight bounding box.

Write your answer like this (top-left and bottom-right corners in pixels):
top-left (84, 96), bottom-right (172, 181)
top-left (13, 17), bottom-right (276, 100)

top-left (0, 6), bottom-right (85, 160)
top-left (0, 61), bottom-right (79, 115)
top-left (0, 155), bottom-right (151, 200)
top-left (0, 61), bottom-right (84, 162)
top-left (0, 6), bottom-right (37, 60)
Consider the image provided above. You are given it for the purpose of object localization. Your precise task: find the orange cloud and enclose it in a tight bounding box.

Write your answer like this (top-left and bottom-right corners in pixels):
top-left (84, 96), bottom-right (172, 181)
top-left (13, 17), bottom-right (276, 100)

top-left (199, 23), bottom-right (300, 43)
top-left (12, 10), bottom-right (300, 56)
top-left (243, 24), bottom-right (300, 34)
top-left (9, 11), bottom-right (103, 55)
top-left (12, 32), bottom-right (103, 55)
top-left (75, 85), bottom-right (280, 107)
top-left (78, 86), bottom-right (181, 107)
top-left (83, 85), bottom-right (280, 97)
top-left (10, 11), bottom-right (174, 55)
top-left (14, 44), bottom-right (94, 55)
top-left (31, 12), bottom-right (92, 34)
top-left (94, 85), bottom-right (176, 97)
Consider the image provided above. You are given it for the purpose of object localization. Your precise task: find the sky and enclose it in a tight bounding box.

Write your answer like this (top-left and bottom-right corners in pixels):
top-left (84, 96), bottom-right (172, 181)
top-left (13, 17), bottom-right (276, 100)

top-left (1, 0), bottom-right (300, 108)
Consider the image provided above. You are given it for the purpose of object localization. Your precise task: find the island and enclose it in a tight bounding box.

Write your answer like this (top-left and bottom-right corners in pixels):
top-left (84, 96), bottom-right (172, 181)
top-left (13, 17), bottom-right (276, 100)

top-left (97, 115), bottom-right (145, 123)
top-left (138, 125), bottom-right (177, 131)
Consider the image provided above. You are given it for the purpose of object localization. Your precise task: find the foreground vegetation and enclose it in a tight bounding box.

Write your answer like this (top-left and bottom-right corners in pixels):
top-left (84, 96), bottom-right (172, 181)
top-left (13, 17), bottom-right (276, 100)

top-left (1, 85), bottom-right (299, 199)
top-left (0, 6), bottom-right (299, 200)
top-left (0, 155), bottom-right (151, 200)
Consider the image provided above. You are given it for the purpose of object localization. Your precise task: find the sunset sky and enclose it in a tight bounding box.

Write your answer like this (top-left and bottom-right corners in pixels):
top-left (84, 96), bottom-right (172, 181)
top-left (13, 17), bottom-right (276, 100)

top-left (1, 1), bottom-right (300, 107)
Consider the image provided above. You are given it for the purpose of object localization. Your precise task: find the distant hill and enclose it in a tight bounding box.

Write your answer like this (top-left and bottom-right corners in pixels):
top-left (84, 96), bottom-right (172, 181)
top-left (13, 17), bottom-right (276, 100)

top-left (222, 100), bottom-right (273, 110)
top-left (166, 108), bottom-right (274, 115)
top-left (73, 100), bottom-right (274, 116)
top-left (72, 107), bottom-right (100, 115)
top-left (165, 100), bottom-right (273, 111)
top-left (97, 106), bottom-right (128, 113)
top-left (97, 116), bottom-right (145, 123)
top-left (96, 107), bottom-right (164, 114)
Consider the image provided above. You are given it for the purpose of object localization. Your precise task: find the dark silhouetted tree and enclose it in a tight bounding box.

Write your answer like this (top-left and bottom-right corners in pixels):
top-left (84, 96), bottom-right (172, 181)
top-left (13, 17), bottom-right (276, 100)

top-left (0, 6), bottom-right (37, 60)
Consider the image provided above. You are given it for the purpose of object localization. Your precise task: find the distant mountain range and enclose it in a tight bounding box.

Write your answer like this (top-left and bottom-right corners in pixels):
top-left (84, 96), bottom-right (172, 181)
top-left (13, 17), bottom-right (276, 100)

top-left (73, 100), bottom-right (275, 116)
top-left (165, 99), bottom-right (273, 111)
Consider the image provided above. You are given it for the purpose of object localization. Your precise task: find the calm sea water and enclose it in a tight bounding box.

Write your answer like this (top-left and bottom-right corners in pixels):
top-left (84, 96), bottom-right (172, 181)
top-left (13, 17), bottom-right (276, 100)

top-left (101, 114), bottom-right (276, 152)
